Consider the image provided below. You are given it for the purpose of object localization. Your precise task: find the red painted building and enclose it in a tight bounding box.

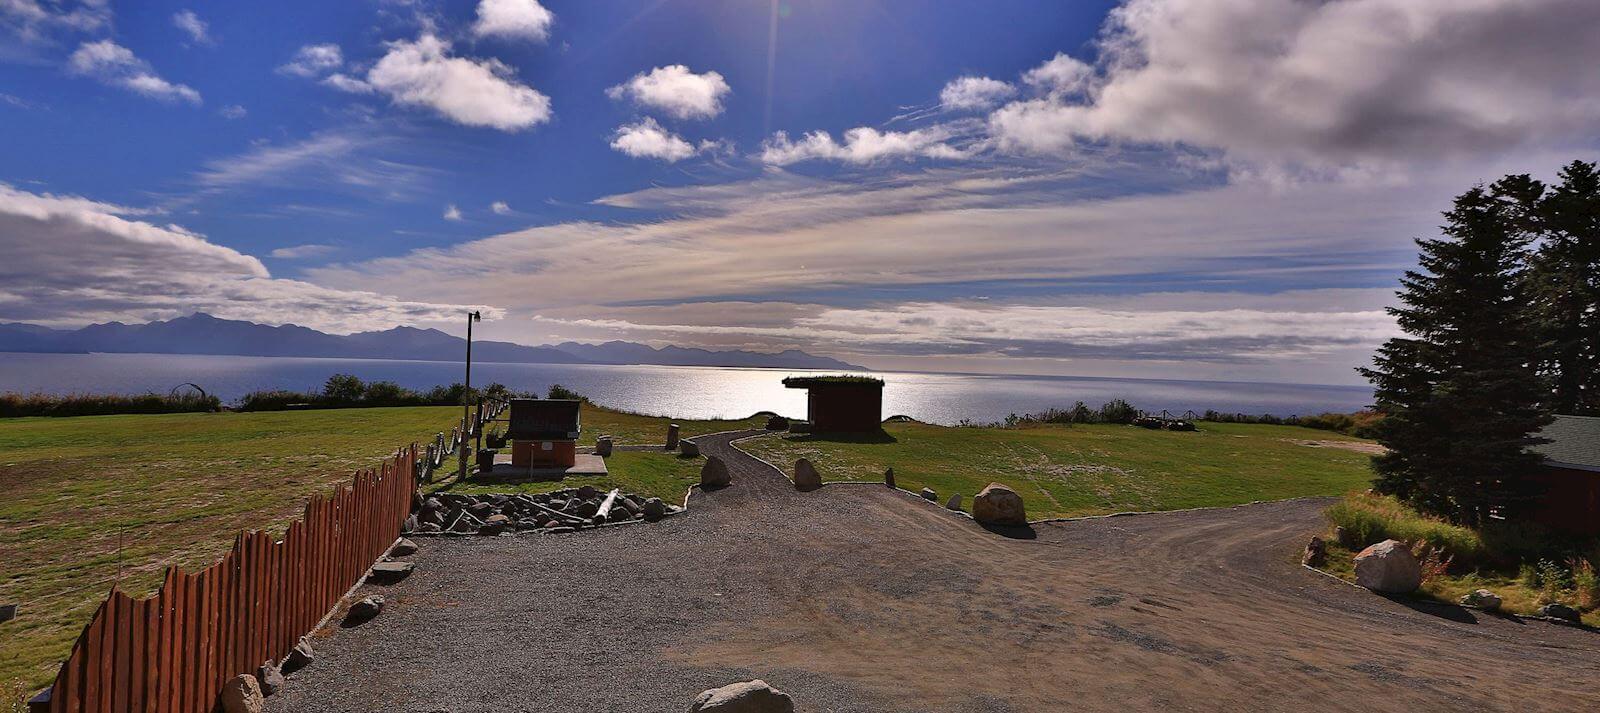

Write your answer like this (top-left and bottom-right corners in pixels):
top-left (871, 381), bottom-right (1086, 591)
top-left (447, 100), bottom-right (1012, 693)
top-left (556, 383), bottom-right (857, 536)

top-left (1530, 415), bottom-right (1600, 536)
top-left (505, 399), bottom-right (581, 468)
top-left (783, 376), bottom-right (884, 433)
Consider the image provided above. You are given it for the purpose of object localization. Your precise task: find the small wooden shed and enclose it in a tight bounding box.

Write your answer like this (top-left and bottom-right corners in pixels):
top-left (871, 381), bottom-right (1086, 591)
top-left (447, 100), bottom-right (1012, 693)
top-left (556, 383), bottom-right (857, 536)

top-left (783, 375), bottom-right (884, 433)
top-left (1530, 415), bottom-right (1600, 536)
top-left (506, 399), bottom-right (581, 468)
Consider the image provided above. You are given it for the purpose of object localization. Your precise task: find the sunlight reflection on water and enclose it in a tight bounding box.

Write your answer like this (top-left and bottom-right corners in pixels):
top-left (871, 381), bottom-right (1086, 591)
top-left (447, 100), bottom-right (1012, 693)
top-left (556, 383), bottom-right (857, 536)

top-left (0, 353), bottom-right (1373, 425)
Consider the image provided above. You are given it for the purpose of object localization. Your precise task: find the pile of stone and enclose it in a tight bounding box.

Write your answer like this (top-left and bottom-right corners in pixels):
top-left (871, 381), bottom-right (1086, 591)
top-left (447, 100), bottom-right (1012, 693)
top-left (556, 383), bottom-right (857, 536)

top-left (405, 486), bottom-right (678, 536)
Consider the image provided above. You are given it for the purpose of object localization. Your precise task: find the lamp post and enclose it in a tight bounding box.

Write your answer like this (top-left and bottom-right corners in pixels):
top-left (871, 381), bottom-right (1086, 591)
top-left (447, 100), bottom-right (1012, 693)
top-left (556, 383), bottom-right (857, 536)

top-left (459, 310), bottom-right (481, 479)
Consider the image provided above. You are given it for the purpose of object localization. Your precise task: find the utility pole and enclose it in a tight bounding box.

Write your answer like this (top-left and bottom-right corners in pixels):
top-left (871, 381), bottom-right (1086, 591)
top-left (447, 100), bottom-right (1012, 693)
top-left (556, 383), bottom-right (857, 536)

top-left (459, 310), bottom-right (481, 479)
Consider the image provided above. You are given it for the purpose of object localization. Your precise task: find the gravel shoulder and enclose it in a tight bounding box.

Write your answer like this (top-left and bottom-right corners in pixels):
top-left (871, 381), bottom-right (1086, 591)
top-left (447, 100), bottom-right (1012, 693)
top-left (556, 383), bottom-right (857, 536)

top-left (268, 430), bottom-right (1600, 713)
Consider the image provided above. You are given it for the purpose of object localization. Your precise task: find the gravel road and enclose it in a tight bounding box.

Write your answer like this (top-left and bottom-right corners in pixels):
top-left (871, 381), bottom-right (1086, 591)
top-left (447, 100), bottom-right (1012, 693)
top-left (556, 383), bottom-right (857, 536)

top-left (268, 430), bottom-right (1600, 712)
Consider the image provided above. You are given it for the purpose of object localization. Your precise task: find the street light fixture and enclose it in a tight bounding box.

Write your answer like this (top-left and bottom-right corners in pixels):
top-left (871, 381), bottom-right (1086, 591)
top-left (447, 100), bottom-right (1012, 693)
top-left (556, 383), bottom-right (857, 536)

top-left (459, 310), bottom-right (481, 479)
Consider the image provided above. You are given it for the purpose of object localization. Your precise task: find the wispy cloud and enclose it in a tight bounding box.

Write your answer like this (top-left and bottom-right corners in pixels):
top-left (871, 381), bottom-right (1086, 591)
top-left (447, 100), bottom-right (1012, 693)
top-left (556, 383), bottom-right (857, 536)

top-left (67, 40), bottom-right (201, 104)
top-left (171, 9), bottom-right (212, 45)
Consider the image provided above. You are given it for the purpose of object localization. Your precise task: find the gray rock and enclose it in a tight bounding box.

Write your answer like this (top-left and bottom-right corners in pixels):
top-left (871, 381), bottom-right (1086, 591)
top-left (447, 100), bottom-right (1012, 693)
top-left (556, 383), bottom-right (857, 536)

top-left (689, 679), bottom-right (795, 713)
top-left (1353, 539), bottom-right (1421, 594)
top-left (390, 538), bottom-right (418, 557)
top-left (219, 673), bottom-right (264, 713)
top-left (255, 661), bottom-right (284, 697)
top-left (575, 500), bottom-right (600, 519)
top-left (1459, 589), bottom-right (1502, 611)
top-left (368, 561), bottom-right (415, 585)
top-left (620, 495), bottom-right (642, 515)
top-left (884, 467), bottom-right (895, 488)
top-left (642, 497), bottom-right (668, 521)
top-left (680, 439), bottom-right (702, 457)
top-left (544, 526), bottom-right (576, 534)
top-left (281, 638), bottom-right (314, 673)
top-left (479, 513), bottom-right (513, 535)
top-left (701, 455), bottom-right (732, 488)
top-left (793, 458), bottom-right (821, 492)
top-left (945, 493), bottom-right (962, 511)
top-left (1301, 536), bottom-right (1327, 567)
top-left (344, 596), bottom-right (384, 625)
top-left (577, 485), bottom-right (598, 500)
top-left (972, 482), bottom-right (1027, 525)
top-left (402, 514), bottom-right (418, 533)
top-left (595, 436), bottom-right (614, 457)
top-left (920, 487), bottom-right (937, 501)
top-left (1540, 602), bottom-right (1581, 623)
top-left (416, 522), bottom-right (441, 534)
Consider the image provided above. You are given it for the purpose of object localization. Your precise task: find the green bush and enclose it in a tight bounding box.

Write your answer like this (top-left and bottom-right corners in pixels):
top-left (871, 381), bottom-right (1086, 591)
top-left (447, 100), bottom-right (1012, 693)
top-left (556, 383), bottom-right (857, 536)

top-left (0, 391), bottom-right (220, 418)
top-left (1325, 493), bottom-right (1486, 567)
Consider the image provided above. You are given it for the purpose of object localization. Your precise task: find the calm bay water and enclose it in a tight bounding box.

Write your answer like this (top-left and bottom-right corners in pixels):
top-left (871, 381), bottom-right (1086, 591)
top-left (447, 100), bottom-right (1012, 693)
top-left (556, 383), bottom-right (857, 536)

top-left (0, 352), bottom-right (1373, 425)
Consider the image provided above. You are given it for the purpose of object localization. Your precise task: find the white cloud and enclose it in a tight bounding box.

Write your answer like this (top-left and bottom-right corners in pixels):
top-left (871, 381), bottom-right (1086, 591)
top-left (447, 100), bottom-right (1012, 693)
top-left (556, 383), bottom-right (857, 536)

top-left (171, 9), bottom-right (210, 45)
top-left (0, 184), bottom-right (481, 332)
top-left (68, 40), bottom-right (201, 104)
top-left (277, 43), bottom-right (343, 77)
top-left (988, 0), bottom-right (1600, 169)
top-left (361, 34), bottom-right (552, 131)
top-left (472, 0), bottom-right (553, 42)
top-left (192, 131), bottom-right (433, 201)
top-left (0, 0), bottom-right (110, 41)
top-left (607, 65), bottom-right (731, 120)
top-left (490, 201), bottom-right (511, 215)
top-left (609, 117), bottom-right (698, 162)
top-left (218, 104), bottom-right (246, 119)
top-left (1020, 53), bottom-right (1092, 96)
top-left (269, 244), bottom-right (334, 259)
top-left (760, 127), bottom-right (965, 165)
top-left (939, 76), bottom-right (1016, 111)
top-left (443, 204), bottom-right (462, 221)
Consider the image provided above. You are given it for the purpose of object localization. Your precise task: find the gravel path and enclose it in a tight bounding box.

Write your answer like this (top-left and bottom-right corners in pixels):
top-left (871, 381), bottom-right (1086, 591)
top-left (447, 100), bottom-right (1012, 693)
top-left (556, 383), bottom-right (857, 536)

top-left (268, 430), bottom-right (1600, 712)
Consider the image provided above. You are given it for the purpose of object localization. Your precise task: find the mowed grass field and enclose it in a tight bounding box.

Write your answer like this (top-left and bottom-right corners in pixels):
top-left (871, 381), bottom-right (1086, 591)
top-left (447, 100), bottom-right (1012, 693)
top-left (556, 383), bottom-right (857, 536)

top-left (0, 404), bottom-right (762, 695)
top-left (740, 421), bottom-right (1378, 519)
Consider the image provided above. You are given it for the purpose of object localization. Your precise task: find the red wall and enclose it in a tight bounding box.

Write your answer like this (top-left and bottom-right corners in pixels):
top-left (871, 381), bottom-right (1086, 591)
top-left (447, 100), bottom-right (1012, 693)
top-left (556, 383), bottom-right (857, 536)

top-left (1532, 466), bottom-right (1600, 536)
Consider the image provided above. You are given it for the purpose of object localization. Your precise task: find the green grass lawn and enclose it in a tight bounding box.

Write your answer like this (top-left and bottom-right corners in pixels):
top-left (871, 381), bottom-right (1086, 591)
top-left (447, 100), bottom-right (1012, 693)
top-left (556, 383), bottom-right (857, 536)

top-left (740, 420), bottom-right (1378, 518)
top-left (0, 403), bottom-right (759, 696)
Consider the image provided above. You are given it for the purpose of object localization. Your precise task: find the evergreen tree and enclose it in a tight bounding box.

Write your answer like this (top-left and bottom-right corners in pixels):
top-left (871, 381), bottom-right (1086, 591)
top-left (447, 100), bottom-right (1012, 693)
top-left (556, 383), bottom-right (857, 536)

top-left (1527, 160), bottom-right (1600, 415)
top-left (1360, 184), bottom-right (1552, 527)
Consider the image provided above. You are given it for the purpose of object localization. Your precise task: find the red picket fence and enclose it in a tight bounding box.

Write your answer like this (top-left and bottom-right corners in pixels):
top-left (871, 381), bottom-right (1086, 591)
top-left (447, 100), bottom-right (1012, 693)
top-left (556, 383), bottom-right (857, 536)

top-left (36, 446), bottom-right (418, 713)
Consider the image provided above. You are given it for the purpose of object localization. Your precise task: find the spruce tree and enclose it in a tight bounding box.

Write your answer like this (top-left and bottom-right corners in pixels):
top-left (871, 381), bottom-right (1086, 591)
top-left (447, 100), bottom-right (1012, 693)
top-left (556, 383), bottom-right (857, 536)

top-left (1527, 160), bottom-right (1600, 415)
top-left (1360, 184), bottom-right (1552, 527)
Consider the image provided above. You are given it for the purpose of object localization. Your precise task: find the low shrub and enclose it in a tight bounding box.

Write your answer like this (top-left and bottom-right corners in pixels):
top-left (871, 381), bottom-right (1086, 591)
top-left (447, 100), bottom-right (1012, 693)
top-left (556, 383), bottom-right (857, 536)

top-left (0, 391), bottom-right (220, 418)
top-left (1325, 492), bottom-right (1486, 568)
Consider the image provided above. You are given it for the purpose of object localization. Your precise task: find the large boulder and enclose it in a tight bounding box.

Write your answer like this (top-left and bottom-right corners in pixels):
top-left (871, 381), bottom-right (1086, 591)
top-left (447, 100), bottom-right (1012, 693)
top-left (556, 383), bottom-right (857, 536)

top-left (680, 440), bottom-right (702, 457)
top-left (1301, 536), bottom-right (1327, 567)
top-left (884, 467), bottom-right (896, 489)
top-left (972, 483), bottom-right (1026, 525)
top-left (689, 680), bottom-right (795, 713)
top-left (1352, 539), bottom-right (1422, 594)
top-left (219, 674), bottom-right (264, 713)
top-left (793, 458), bottom-right (821, 492)
top-left (701, 456), bottom-right (732, 487)
top-left (389, 538), bottom-right (418, 557)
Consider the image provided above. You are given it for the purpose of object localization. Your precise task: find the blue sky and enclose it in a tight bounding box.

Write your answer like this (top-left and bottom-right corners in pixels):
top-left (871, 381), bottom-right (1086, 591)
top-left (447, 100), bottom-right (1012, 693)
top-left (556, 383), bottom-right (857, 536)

top-left (2, 0), bottom-right (1598, 385)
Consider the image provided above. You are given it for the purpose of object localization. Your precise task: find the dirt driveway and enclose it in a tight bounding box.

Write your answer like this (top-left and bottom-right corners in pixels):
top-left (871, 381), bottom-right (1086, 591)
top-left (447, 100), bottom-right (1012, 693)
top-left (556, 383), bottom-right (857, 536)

top-left (268, 430), bottom-right (1600, 712)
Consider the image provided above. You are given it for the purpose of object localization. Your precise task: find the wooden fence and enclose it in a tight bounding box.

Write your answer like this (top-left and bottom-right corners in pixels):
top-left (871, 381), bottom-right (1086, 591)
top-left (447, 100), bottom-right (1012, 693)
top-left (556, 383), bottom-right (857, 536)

top-left (33, 445), bottom-right (418, 713)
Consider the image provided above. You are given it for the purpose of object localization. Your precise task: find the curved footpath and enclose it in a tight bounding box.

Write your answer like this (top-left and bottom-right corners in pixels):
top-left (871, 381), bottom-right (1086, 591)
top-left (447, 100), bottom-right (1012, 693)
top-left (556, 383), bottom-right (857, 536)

top-left (268, 430), bottom-right (1600, 712)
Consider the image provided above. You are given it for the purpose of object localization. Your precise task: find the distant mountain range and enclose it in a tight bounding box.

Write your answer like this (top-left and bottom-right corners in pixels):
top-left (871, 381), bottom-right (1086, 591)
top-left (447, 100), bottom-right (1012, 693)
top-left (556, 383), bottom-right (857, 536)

top-left (0, 314), bottom-right (864, 370)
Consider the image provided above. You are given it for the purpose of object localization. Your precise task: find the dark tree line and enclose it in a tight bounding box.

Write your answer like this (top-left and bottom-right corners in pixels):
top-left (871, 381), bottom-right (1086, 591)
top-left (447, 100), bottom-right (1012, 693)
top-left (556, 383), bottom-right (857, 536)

top-left (1362, 161), bottom-right (1600, 528)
